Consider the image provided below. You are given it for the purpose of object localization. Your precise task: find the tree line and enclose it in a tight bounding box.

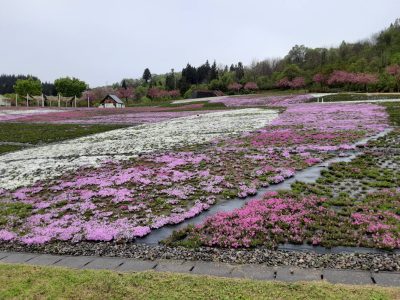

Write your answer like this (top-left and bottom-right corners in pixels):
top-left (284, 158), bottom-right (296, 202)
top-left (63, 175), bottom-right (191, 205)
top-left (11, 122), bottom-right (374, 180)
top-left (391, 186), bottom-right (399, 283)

top-left (123, 18), bottom-right (400, 97)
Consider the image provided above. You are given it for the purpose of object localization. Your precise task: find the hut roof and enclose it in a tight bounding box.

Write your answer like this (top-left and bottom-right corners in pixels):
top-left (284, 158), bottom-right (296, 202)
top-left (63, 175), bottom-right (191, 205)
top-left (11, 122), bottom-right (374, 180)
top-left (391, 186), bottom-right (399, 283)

top-left (103, 94), bottom-right (124, 104)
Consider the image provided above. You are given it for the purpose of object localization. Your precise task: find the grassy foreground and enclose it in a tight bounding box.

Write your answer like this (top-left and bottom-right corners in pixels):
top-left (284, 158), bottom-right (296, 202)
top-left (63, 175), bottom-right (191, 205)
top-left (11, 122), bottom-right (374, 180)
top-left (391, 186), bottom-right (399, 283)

top-left (0, 264), bottom-right (398, 300)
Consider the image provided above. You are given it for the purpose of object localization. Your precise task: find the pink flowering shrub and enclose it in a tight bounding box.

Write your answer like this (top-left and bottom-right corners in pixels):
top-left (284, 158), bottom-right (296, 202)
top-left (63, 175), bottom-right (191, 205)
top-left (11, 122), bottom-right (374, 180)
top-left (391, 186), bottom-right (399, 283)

top-left (327, 70), bottom-right (378, 86)
top-left (116, 87), bottom-right (135, 100)
top-left (243, 82), bottom-right (259, 91)
top-left (275, 77), bottom-right (306, 89)
top-left (386, 64), bottom-right (400, 76)
top-left (147, 88), bottom-right (180, 99)
top-left (227, 82), bottom-right (243, 92)
top-left (313, 73), bottom-right (326, 84)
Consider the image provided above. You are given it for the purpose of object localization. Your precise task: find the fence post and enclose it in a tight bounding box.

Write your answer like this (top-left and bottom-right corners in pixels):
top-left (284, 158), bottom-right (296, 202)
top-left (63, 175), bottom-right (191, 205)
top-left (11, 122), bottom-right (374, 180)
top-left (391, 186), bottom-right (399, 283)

top-left (26, 94), bottom-right (28, 107)
top-left (15, 94), bottom-right (18, 107)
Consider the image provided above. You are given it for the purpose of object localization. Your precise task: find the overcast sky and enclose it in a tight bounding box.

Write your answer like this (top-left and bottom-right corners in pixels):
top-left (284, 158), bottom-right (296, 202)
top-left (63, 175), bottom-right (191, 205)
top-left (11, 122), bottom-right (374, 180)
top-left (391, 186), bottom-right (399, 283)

top-left (1, 0), bottom-right (399, 87)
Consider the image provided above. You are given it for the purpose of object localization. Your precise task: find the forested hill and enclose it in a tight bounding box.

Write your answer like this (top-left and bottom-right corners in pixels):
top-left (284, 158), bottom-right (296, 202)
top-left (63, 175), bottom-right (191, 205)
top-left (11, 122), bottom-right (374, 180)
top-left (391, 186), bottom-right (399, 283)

top-left (173, 18), bottom-right (400, 93)
top-left (244, 18), bottom-right (400, 91)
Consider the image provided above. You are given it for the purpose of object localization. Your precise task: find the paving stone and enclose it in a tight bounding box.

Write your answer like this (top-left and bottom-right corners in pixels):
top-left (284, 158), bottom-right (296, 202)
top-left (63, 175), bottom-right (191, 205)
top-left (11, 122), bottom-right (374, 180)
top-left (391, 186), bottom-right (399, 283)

top-left (276, 267), bottom-right (322, 282)
top-left (54, 256), bottom-right (96, 269)
top-left (0, 252), bottom-right (9, 260)
top-left (191, 261), bottom-right (234, 277)
top-left (230, 264), bottom-right (275, 280)
top-left (323, 269), bottom-right (373, 285)
top-left (25, 255), bottom-right (63, 266)
top-left (117, 259), bottom-right (157, 272)
top-left (81, 257), bottom-right (125, 270)
top-left (372, 272), bottom-right (400, 287)
top-left (0, 253), bottom-right (38, 264)
top-left (155, 260), bottom-right (194, 273)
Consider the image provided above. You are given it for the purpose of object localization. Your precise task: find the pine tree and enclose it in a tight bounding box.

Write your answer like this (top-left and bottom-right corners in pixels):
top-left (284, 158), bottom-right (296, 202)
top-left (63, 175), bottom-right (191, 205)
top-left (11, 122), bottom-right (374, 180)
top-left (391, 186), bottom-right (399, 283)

top-left (209, 60), bottom-right (218, 81)
top-left (142, 68), bottom-right (152, 84)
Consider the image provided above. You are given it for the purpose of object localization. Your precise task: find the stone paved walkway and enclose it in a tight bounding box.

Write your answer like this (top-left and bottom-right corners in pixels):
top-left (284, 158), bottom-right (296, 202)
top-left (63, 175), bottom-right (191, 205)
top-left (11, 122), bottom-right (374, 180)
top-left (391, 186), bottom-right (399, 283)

top-left (1, 251), bottom-right (399, 286)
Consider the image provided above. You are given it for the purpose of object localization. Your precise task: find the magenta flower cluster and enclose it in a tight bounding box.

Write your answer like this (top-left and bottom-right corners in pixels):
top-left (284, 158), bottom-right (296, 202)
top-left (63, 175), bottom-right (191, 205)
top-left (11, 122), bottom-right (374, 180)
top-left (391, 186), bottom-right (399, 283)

top-left (185, 189), bottom-right (400, 249)
top-left (209, 94), bottom-right (314, 107)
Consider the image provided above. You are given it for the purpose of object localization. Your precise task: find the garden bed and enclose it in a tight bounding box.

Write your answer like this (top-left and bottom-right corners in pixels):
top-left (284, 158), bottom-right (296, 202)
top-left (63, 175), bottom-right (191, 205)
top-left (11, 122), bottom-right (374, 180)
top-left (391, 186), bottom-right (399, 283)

top-left (0, 103), bottom-right (388, 248)
top-left (168, 129), bottom-right (400, 251)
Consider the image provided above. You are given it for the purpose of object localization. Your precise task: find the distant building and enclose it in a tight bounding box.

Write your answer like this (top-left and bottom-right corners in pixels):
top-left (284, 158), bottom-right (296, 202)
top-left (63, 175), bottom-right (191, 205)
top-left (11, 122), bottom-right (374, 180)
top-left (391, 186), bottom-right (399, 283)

top-left (0, 95), bottom-right (11, 106)
top-left (99, 94), bottom-right (125, 108)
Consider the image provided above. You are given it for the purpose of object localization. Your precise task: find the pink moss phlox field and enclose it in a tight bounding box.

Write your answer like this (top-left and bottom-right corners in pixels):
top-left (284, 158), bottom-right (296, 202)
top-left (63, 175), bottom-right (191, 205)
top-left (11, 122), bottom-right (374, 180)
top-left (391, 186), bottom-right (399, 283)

top-left (209, 94), bottom-right (313, 107)
top-left (0, 105), bottom-right (210, 124)
top-left (189, 189), bottom-right (400, 249)
top-left (194, 191), bottom-right (326, 248)
top-left (0, 102), bottom-right (389, 245)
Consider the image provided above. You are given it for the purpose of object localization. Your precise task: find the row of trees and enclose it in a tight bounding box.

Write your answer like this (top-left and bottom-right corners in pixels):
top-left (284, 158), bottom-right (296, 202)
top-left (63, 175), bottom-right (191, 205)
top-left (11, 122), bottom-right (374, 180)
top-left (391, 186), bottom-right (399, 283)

top-left (7, 77), bottom-right (88, 98)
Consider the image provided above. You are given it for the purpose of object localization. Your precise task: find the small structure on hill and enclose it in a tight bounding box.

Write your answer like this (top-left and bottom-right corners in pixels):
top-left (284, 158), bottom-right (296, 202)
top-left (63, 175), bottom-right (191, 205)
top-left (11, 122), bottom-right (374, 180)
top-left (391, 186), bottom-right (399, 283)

top-left (99, 94), bottom-right (125, 108)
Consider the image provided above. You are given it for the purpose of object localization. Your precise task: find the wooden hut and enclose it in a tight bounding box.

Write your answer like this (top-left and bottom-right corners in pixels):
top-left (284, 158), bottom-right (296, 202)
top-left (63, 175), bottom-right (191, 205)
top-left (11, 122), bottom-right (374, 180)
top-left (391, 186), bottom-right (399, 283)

top-left (99, 95), bottom-right (125, 108)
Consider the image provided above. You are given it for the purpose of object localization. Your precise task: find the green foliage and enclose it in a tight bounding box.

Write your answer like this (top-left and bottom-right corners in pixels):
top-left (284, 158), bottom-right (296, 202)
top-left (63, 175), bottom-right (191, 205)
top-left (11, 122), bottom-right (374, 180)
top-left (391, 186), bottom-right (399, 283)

top-left (208, 79), bottom-right (221, 90)
top-left (281, 64), bottom-right (303, 80)
top-left (381, 102), bottom-right (400, 125)
top-left (13, 77), bottom-right (42, 96)
top-left (0, 123), bottom-right (126, 145)
top-left (202, 102), bottom-right (227, 109)
top-left (135, 86), bottom-right (148, 99)
top-left (183, 88), bottom-right (193, 99)
top-left (0, 202), bottom-right (32, 225)
top-left (54, 77), bottom-right (87, 97)
top-left (319, 93), bottom-right (400, 102)
top-left (0, 145), bottom-right (24, 155)
top-left (165, 69), bottom-right (176, 90)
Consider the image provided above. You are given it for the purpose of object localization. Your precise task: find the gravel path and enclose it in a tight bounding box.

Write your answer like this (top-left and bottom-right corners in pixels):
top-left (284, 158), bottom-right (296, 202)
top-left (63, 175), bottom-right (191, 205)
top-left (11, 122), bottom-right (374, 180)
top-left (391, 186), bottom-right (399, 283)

top-left (1, 242), bottom-right (399, 272)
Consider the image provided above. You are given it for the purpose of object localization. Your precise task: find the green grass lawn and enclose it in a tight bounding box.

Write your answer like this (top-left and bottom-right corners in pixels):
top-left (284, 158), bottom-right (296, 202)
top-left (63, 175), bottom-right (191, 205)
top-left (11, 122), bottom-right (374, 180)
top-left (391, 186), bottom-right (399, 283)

top-left (0, 264), bottom-right (398, 300)
top-left (381, 102), bottom-right (400, 125)
top-left (0, 123), bottom-right (127, 148)
top-left (318, 93), bottom-right (400, 102)
top-left (0, 144), bottom-right (25, 155)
